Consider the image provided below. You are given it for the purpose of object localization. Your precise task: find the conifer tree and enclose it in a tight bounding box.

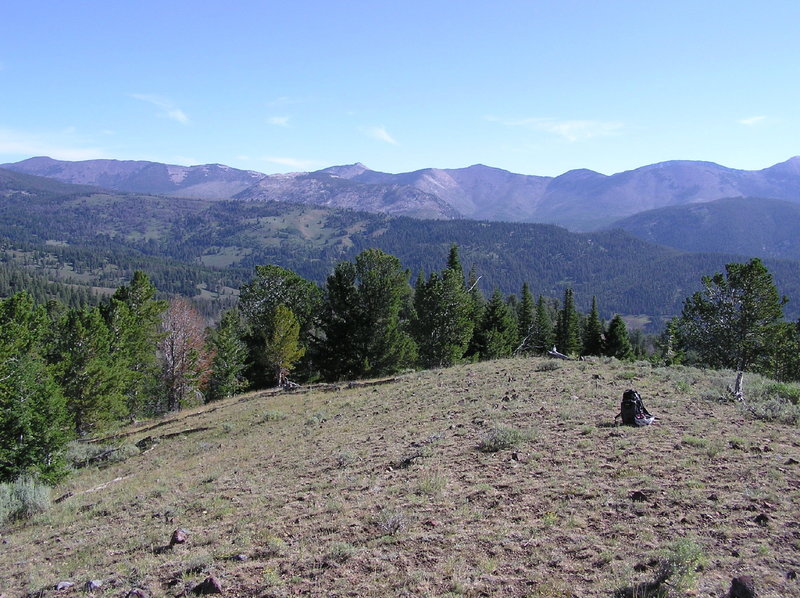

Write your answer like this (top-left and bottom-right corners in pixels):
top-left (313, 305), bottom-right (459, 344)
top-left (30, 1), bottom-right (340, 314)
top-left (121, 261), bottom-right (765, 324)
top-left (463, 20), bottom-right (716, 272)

top-left (316, 249), bottom-right (417, 381)
top-left (531, 295), bottom-right (555, 354)
top-left (239, 265), bottom-right (321, 387)
top-left (411, 264), bottom-right (474, 368)
top-left (465, 264), bottom-right (485, 359)
top-left (263, 304), bottom-right (305, 384)
top-left (51, 306), bottom-right (127, 436)
top-left (207, 309), bottom-right (249, 401)
top-left (605, 314), bottom-right (634, 360)
top-left (0, 292), bottom-right (71, 483)
top-left (102, 271), bottom-right (167, 417)
top-left (678, 258), bottom-right (785, 372)
top-left (516, 283), bottom-right (536, 353)
top-left (582, 296), bottom-right (605, 356)
top-left (555, 288), bottom-right (581, 356)
top-left (474, 289), bottom-right (517, 360)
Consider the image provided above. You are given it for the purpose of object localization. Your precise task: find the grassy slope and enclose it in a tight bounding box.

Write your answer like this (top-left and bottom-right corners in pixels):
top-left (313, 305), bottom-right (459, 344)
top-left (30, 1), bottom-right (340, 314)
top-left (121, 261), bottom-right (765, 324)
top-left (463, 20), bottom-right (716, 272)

top-left (2, 358), bottom-right (799, 597)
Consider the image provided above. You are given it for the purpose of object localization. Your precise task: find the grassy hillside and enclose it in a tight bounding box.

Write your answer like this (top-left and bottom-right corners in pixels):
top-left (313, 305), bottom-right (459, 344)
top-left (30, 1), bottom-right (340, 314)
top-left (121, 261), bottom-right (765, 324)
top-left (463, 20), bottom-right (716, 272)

top-left (2, 357), bottom-right (798, 597)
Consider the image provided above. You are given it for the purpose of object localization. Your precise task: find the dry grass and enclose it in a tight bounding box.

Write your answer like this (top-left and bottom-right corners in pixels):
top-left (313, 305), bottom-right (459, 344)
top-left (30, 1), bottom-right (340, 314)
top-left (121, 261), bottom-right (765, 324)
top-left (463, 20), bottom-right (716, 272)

top-left (1, 357), bottom-right (798, 597)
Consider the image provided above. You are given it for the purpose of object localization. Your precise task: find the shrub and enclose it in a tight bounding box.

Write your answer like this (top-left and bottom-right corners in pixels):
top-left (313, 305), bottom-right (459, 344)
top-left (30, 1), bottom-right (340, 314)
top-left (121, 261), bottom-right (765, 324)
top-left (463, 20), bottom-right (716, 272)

top-left (478, 425), bottom-right (523, 453)
top-left (0, 477), bottom-right (51, 526)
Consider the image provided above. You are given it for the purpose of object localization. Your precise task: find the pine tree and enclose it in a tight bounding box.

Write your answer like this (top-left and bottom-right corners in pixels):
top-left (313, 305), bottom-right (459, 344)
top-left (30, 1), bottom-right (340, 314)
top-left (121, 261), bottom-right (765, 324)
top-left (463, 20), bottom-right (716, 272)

top-left (0, 292), bottom-right (71, 483)
top-left (555, 288), bottom-right (581, 356)
top-left (678, 258), bottom-right (786, 372)
top-left (102, 271), bottom-right (167, 417)
top-left (531, 295), bottom-right (555, 354)
top-left (51, 306), bottom-right (127, 436)
top-left (464, 264), bottom-right (485, 359)
top-left (238, 265), bottom-right (321, 387)
top-left (474, 289), bottom-right (518, 360)
top-left (263, 304), bottom-right (305, 385)
top-left (582, 296), bottom-right (605, 356)
top-left (516, 283), bottom-right (536, 354)
top-left (411, 265), bottom-right (474, 368)
top-left (316, 249), bottom-right (417, 381)
top-left (605, 314), bottom-right (634, 360)
top-left (207, 309), bottom-right (249, 401)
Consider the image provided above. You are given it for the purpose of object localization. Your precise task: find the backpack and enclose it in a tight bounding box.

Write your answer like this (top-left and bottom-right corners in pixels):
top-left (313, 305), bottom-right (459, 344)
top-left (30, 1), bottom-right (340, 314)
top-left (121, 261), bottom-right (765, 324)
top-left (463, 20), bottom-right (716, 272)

top-left (617, 389), bottom-right (654, 426)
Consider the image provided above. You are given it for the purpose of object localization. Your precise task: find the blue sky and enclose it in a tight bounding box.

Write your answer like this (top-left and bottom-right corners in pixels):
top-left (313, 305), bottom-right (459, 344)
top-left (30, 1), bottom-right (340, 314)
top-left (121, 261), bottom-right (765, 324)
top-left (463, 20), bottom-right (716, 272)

top-left (1, 1), bottom-right (799, 176)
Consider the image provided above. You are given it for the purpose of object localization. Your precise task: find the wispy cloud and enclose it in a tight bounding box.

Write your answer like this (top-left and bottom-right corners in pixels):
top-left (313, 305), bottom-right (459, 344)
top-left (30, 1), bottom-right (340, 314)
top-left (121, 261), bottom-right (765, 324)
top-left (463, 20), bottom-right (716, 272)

top-left (361, 125), bottom-right (398, 145)
top-left (738, 115), bottom-right (766, 126)
top-left (485, 115), bottom-right (623, 142)
top-left (267, 116), bottom-right (291, 127)
top-left (130, 93), bottom-right (190, 124)
top-left (260, 156), bottom-right (320, 170)
top-left (0, 128), bottom-right (109, 161)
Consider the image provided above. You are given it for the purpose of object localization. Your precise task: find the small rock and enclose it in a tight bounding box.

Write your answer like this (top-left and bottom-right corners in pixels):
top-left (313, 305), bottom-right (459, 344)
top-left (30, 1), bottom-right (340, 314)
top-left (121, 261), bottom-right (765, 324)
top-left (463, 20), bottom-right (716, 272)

top-left (785, 457), bottom-right (799, 465)
top-left (192, 575), bottom-right (222, 595)
top-left (125, 589), bottom-right (148, 598)
top-left (85, 579), bottom-right (103, 591)
top-left (55, 581), bottom-right (74, 591)
top-left (788, 570), bottom-right (797, 580)
top-left (170, 528), bottom-right (189, 546)
top-left (629, 490), bottom-right (649, 502)
top-left (728, 575), bottom-right (755, 598)
top-left (753, 513), bottom-right (769, 527)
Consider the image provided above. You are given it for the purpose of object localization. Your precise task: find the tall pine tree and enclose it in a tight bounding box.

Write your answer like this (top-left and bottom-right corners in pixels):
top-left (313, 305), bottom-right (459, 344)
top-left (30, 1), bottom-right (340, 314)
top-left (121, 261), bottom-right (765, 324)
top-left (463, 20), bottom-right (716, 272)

top-left (582, 296), bottom-right (605, 356)
top-left (555, 288), bottom-right (581, 356)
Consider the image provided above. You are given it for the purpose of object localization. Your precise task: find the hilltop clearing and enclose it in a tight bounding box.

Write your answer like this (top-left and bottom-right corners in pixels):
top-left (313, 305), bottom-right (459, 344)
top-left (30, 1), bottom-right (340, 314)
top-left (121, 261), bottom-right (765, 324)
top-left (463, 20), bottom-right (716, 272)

top-left (1, 357), bottom-right (798, 597)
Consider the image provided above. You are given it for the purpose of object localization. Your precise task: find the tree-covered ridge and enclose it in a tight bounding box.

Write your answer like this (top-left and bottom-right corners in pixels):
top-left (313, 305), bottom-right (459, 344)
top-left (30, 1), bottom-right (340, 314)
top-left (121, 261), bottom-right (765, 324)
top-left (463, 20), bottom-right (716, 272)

top-left (4, 180), bottom-right (800, 323)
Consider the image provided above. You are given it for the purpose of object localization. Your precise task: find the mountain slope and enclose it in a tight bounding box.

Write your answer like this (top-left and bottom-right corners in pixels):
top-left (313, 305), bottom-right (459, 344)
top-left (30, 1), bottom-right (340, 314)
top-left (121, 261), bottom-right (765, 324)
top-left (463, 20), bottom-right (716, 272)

top-left (6, 156), bottom-right (800, 230)
top-left (3, 156), bottom-right (266, 199)
top-left (610, 196), bottom-right (800, 260)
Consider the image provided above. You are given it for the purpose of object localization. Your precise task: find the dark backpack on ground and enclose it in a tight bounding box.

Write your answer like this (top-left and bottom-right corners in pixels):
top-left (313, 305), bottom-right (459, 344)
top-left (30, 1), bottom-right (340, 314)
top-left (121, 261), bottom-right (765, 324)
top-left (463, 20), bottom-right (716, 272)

top-left (617, 389), bottom-right (654, 426)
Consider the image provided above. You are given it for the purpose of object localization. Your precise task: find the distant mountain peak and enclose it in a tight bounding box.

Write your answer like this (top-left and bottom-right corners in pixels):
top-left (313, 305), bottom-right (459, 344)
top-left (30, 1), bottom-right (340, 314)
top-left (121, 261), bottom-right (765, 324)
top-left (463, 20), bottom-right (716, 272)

top-left (318, 163), bottom-right (372, 179)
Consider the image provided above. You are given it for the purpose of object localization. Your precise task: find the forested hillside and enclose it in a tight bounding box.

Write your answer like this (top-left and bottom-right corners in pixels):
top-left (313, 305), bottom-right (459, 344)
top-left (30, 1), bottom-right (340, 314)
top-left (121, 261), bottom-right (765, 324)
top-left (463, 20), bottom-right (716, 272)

top-left (3, 169), bottom-right (800, 321)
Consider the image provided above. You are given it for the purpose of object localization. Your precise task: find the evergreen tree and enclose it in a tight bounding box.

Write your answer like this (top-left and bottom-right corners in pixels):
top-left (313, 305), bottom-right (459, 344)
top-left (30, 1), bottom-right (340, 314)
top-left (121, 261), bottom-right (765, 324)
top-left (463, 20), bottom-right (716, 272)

top-left (0, 292), bottom-right (71, 483)
top-left (207, 309), bottom-right (249, 401)
top-left (605, 314), bottom-right (634, 360)
top-left (582, 296), bottom-right (605, 356)
top-left (446, 243), bottom-right (464, 283)
top-left (474, 289), bottom-right (517, 360)
top-left (464, 264), bottom-right (485, 359)
top-left (678, 258), bottom-right (786, 372)
top-left (411, 266), bottom-right (474, 368)
top-left (238, 265), bottom-right (321, 387)
top-left (51, 306), bottom-right (127, 436)
top-left (101, 271), bottom-right (167, 417)
top-left (531, 295), bottom-right (555, 354)
top-left (263, 304), bottom-right (305, 384)
top-left (515, 283), bottom-right (536, 353)
top-left (555, 288), bottom-right (581, 356)
top-left (316, 249), bottom-right (417, 381)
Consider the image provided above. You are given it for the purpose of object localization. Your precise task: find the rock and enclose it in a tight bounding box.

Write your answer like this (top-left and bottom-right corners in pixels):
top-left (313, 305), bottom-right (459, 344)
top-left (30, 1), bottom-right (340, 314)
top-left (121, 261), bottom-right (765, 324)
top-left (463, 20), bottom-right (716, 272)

top-left (192, 575), bottom-right (223, 595)
top-left (170, 528), bottom-right (189, 546)
top-left (753, 513), bottom-right (769, 527)
top-left (55, 581), bottom-right (75, 590)
top-left (728, 575), bottom-right (756, 598)
top-left (232, 553), bottom-right (248, 561)
top-left (125, 589), bottom-right (148, 598)
top-left (85, 579), bottom-right (103, 591)
top-left (787, 569), bottom-right (797, 580)
top-left (629, 490), bottom-right (649, 502)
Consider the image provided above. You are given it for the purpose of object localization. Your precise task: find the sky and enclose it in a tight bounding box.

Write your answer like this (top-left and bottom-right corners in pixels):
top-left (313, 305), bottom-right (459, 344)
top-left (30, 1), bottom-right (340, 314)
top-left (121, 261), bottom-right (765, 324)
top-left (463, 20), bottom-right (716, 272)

top-left (1, 1), bottom-right (799, 177)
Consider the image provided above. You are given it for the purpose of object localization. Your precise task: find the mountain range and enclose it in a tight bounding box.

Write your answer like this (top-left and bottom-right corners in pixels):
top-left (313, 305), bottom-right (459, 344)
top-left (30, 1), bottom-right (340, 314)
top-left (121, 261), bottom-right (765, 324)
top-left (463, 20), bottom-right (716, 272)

top-left (5, 155), bottom-right (800, 231)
